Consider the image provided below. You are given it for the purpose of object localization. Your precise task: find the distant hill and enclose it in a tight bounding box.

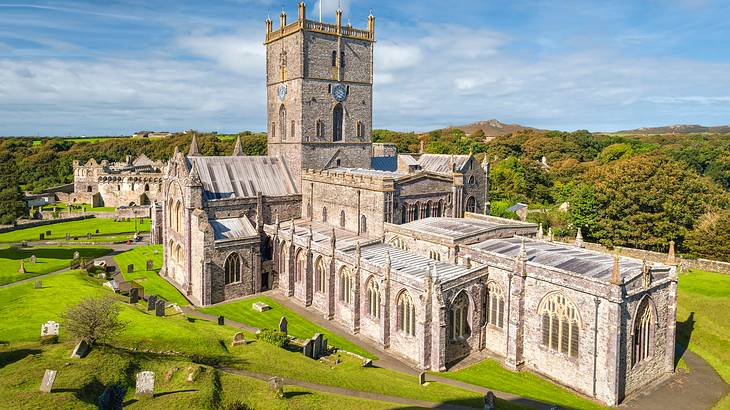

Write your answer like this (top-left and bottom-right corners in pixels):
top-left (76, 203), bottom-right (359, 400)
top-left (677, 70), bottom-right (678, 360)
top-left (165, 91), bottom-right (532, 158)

top-left (444, 119), bottom-right (539, 139)
top-left (615, 124), bottom-right (730, 135)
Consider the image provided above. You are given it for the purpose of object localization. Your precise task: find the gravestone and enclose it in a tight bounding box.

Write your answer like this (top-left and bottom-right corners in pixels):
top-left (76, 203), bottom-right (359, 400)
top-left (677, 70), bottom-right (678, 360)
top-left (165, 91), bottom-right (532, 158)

top-left (129, 287), bottom-right (139, 304)
top-left (279, 316), bottom-right (288, 334)
top-left (74, 236), bottom-right (78, 241)
top-left (312, 333), bottom-right (324, 358)
top-left (153, 250), bottom-right (159, 255)
top-left (484, 391), bottom-right (496, 410)
top-left (21, 240), bottom-right (28, 247)
top-left (41, 321), bottom-right (60, 338)
top-left (66, 233), bottom-right (71, 240)
top-left (232, 332), bottom-right (246, 346)
top-left (71, 340), bottom-right (90, 359)
top-left (146, 260), bottom-right (154, 270)
top-left (135, 371), bottom-right (155, 398)
top-left (147, 295), bottom-right (157, 311)
top-left (96, 229), bottom-right (99, 234)
top-left (87, 233), bottom-right (92, 239)
top-left (268, 376), bottom-right (284, 399)
top-left (18, 259), bottom-right (26, 274)
top-left (97, 384), bottom-right (125, 410)
top-left (419, 372), bottom-right (426, 385)
top-left (39, 369), bottom-right (57, 393)
top-left (303, 339), bottom-right (314, 359)
top-left (322, 338), bottom-right (328, 354)
top-left (73, 251), bottom-right (80, 260)
top-left (39, 233), bottom-right (44, 240)
top-left (127, 264), bottom-right (134, 273)
top-left (252, 301), bottom-right (270, 312)
top-left (46, 230), bottom-right (51, 236)
top-left (362, 359), bottom-right (372, 367)
top-left (155, 300), bottom-right (165, 317)
top-left (217, 316), bottom-right (224, 325)
top-left (35, 280), bottom-right (42, 289)
top-left (30, 255), bottom-right (37, 263)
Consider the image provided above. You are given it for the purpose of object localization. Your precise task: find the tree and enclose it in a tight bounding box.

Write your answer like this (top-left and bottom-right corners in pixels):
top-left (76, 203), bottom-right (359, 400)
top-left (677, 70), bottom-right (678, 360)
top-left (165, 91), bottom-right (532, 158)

top-left (62, 296), bottom-right (126, 345)
top-left (685, 210), bottom-right (730, 261)
top-left (567, 183), bottom-right (597, 237)
top-left (0, 148), bottom-right (25, 224)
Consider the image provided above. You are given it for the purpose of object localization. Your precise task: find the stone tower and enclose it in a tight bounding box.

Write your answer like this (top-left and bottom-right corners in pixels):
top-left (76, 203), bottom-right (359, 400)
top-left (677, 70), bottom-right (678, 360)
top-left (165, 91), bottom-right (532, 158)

top-left (265, 2), bottom-right (375, 189)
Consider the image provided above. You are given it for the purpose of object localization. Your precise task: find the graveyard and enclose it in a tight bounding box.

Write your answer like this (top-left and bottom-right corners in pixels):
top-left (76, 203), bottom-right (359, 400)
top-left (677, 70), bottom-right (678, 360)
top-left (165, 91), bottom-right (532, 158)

top-left (114, 244), bottom-right (189, 306)
top-left (0, 217), bottom-right (150, 244)
top-left (0, 245), bottom-right (111, 285)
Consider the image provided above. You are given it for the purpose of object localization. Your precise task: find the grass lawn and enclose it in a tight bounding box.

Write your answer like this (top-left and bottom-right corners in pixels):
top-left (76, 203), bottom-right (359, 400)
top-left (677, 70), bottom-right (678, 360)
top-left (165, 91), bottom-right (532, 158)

top-left (199, 296), bottom-right (376, 359)
top-left (0, 218), bottom-right (150, 243)
top-left (0, 246), bottom-right (111, 285)
top-left (115, 245), bottom-right (189, 305)
top-left (41, 203), bottom-right (116, 213)
top-left (676, 269), bottom-right (730, 385)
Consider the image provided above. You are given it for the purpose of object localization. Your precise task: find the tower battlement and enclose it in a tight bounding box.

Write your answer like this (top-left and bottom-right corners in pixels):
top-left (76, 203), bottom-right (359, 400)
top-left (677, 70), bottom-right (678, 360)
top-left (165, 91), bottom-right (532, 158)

top-left (265, 2), bottom-right (375, 44)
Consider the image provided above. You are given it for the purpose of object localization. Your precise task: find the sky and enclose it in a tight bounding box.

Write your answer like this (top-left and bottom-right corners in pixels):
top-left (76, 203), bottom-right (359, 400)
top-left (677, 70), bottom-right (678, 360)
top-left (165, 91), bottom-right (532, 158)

top-left (0, 0), bottom-right (729, 136)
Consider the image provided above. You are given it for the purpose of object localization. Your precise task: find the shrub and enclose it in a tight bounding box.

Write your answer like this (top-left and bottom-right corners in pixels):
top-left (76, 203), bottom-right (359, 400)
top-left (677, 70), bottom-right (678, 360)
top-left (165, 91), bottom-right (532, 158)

top-left (61, 296), bottom-right (126, 345)
top-left (256, 328), bottom-right (287, 348)
top-left (224, 400), bottom-right (252, 410)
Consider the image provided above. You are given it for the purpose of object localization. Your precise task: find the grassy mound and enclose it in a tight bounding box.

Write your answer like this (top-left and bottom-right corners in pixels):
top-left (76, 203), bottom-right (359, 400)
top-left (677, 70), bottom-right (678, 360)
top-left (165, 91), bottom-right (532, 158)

top-left (0, 246), bottom-right (111, 285)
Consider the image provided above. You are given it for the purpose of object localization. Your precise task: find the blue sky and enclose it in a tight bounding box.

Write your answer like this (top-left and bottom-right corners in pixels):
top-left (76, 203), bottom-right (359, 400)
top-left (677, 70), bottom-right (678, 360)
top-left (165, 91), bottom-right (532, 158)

top-left (1, 0), bottom-right (729, 135)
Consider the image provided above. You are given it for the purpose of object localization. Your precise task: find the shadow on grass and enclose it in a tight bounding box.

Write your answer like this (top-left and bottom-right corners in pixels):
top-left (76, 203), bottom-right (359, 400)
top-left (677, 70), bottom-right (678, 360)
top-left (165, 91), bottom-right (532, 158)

top-left (0, 348), bottom-right (42, 369)
top-left (675, 311), bottom-right (696, 367)
top-left (54, 376), bottom-right (106, 405)
top-left (283, 391), bottom-right (312, 399)
top-left (154, 389), bottom-right (198, 398)
top-left (0, 247), bottom-right (110, 261)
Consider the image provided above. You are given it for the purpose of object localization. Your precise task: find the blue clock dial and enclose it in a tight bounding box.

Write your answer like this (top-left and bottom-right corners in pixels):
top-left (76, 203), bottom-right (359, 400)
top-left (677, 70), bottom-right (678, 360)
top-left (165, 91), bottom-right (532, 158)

top-left (332, 84), bottom-right (347, 102)
top-left (277, 84), bottom-right (287, 101)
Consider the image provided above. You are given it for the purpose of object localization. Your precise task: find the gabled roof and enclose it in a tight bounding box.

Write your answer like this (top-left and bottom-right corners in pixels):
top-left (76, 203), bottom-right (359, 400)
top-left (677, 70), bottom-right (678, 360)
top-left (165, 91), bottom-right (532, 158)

top-left (210, 217), bottom-right (258, 240)
top-left (132, 154), bottom-right (155, 167)
top-left (417, 154), bottom-right (471, 173)
top-left (187, 156), bottom-right (298, 200)
top-left (398, 217), bottom-right (536, 241)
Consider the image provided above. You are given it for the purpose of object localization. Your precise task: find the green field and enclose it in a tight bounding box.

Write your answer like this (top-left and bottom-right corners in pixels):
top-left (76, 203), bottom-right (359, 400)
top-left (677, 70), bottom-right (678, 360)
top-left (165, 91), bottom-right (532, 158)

top-left (677, 270), bottom-right (730, 385)
top-left (199, 296), bottom-right (376, 359)
top-left (40, 203), bottom-right (116, 213)
top-left (0, 218), bottom-right (150, 243)
top-left (0, 246), bottom-right (111, 285)
top-left (116, 245), bottom-right (189, 305)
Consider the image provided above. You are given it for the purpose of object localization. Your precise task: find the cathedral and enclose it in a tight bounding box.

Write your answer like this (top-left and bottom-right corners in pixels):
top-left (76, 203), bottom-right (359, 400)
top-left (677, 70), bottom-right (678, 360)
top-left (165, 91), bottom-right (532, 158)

top-left (158, 3), bottom-right (678, 405)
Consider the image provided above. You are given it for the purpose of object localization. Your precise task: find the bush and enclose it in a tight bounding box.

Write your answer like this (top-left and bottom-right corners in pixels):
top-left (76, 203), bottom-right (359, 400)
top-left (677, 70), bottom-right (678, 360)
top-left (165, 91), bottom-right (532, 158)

top-left (224, 400), bottom-right (252, 410)
top-left (256, 328), bottom-right (287, 348)
top-left (61, 296), bottom-right (126, 345)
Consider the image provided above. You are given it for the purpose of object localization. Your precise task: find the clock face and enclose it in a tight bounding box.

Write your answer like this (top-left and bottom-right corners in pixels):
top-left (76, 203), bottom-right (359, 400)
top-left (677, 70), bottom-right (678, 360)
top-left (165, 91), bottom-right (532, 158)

top-left (332, 84), bottom-right (347, 102)
top-left (277, 84), bottom-right (287, 102)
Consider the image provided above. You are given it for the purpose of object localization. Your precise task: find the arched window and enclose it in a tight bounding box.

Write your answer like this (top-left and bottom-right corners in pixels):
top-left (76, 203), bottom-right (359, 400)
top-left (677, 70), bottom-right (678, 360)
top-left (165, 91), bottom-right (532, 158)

top-left (340, 210), bottom-right (345, 228)
top-left (485, 282), bottom-right (505, 328)
top-left (144, 183), bottom-right (150, 192)
top-left (333, 104), bottom-right (343, 142)
top-left (400, 204), bottom-right (407, 224)
top-left (271, 122), bottom-right (276, 140)
top-left (224, 253), bottom-right (241, 284)
top-left (367, 278), bottom-right (380, 318)
top-left (466, 196), bottom-right (476, 213)
top-left (87, 186), bottom-right (92, 192)
top-left (295, 249), bottom-right (306, 282)
top-left (633, 298), bottom-right (655, 366)
top-left (279, 105), bottom-right (287, 140)
top-left (425, 201), bottom-right (432, 218)
top-left (356, 121), bottom-right (365, 138)
top-left (339, 266), bottom-right (351, 304)
top-left (389, 237), bottom-right (408, 251)
top-left (262, 237), bottom-right (273, 261)
top-left (331, 50), bottom-right (337, 67)
top-left (340, 51), bottom-right (345, 68)
top-left (539, 293), bottom-right (580, 357)
top-left (291, 120), bottom-right (296, 140)
top-left (322, 207), bottom-right (328, 222)
top-left (315, 256), bottom-right (326, 293)
top-left (468, 175), bottom-right (476, 187)
top-left (316, 119), bottom-right (325, 138)
top-left (428, 250), bottom-right (441, 261)
top-left (397, 291), bottom-right (416, 336)
top-left (174, 201), bottom-right (183, 233)
top-left (279, 246), bottom-right (288, 276)
top-left (437, 199), bottom-right (444, 217)
top-left (449, 291), bottom-right (470, 340)
top-left (413, 202), bottom-right (420, 221)
top-left (360, 215), bottom-right (367, 234)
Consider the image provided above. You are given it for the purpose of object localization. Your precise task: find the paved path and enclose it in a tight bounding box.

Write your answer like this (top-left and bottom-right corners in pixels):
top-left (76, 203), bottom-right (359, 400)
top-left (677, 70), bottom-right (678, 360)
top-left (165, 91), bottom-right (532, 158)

top-left (621, 349), bottom-right (729, 410)
top-left (220, 366), bottom-right (476, 410)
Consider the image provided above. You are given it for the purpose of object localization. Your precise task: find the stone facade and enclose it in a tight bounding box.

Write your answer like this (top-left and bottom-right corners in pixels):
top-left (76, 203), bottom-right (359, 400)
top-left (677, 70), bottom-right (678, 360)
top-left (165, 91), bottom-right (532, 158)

top-left (70, 155), bottom-right (164, 207)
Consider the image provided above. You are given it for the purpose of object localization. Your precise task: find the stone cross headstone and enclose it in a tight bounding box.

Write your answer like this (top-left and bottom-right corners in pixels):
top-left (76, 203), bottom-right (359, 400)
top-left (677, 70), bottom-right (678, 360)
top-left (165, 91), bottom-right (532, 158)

top-left (71, 340), bottom-right (90, 359)
top-left (484, 391), bottom-right (496, 410)
top-left (147, 295), bottom-right (158, 311)
top-left (129, 287), bottom-right (139, 304)
top-left (39, 369), bottom-right (57, 393)
top-left (35, 280), bottom-right (42, 289)
top-left (41, 321), bottom-right (60, 337)
top-left (146, 260), bottom-right (153, 270)
top-left (135, 371), bottom-right (155, 398)
top-left (232, 332), bottom-right (246, 346)
top-left (30, 255), bottom-right (37, 263)
top-left (66, 233), bottom-right (71, 241)
top-left (279, 316), bottom-right (288, 334)
top-left (73, 251), bottom-right (80, 260)
top-left (312, 333), bottom-right (324, 358)
top-left (217, 316), bottom-right (224, 325)
top-left (268, 376), bottom-right (284, 398)
top-left (303, 339), bottom-right (314, 359)
top-left (18, 259), bottom-right (26, 274)
top-left (418, 372), bottom-right (426, 385)
top-left (39, 233), bottom-right (44, 240)
top-left (127, 264), bottom-right (134, 273)
top-left (155, 300), bottom-right (165, 317)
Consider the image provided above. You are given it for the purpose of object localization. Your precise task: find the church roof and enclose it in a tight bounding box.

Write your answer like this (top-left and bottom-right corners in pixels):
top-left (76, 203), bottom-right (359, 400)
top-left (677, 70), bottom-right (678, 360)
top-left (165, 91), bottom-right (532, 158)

top-left (132, 154), bottom-right (155, 167)
top-left (329, 167), bottom-right (405, 179)
top-left (187, 156), bottom-right (298, 200)
top-left (210, 217), bottom-right (258, 240)
top-left (399, 217), bottom-right (536, 241)
top-left (471, 237), bottom-right (648, 282)
top-left (418, 154), bottom-right (471, 173)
